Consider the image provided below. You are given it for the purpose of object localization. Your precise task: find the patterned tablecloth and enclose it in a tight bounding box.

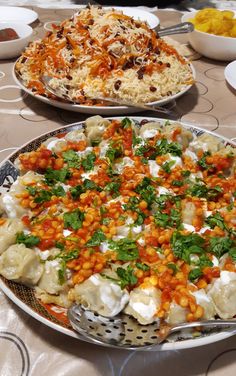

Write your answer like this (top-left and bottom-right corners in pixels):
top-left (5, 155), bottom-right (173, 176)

top-left (0, 6), bottom-right (236, 376)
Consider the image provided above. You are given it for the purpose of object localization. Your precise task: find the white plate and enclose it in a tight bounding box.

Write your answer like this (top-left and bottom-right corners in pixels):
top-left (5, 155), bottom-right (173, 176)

top-left (0, 116), bottom-right (235, 351)
top-left (104, 7), bottom-right (160, 29)
top-left (0, 6), bottom-right (38, 25)
top-left (225, 60), bottom-right (236, 90)
top-left (13, 64), bottom-right (195, 115)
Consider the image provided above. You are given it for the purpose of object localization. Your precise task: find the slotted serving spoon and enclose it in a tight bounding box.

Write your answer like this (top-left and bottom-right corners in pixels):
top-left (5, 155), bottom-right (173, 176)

top-left (68, 304), bottom-right (236, 349)
top-left (40, 75), bottom-right (174, 116)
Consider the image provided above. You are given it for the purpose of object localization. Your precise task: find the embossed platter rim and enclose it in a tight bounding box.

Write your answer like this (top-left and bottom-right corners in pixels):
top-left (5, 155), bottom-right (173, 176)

top-left (0, 116), bottom-right (236, 351)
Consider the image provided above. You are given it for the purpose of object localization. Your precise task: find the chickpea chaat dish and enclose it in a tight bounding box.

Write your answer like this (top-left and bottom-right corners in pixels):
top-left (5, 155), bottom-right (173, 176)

top-left (0, 116), bottom-right (236, 326)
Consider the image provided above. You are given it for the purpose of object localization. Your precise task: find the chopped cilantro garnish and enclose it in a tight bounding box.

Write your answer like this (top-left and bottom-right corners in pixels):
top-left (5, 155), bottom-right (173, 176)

top-left (57, 249), bottom-right (80, 285)
top-left (172, 180), bottom-right (184, 187)
top-left (86, 229), bottom-right (106, 247)
top-left (105, 180), bottom-right (121, 197)
top-left (70, 185), bottom-right (84, 200)
top-left (132, 133), bottom-right (142, 147)
top-left (205, 212), bottom-right (227, 231)
top-left (32, 185), bottom-right (66, 203)
top-left (171, 231), bottom-right (205, 264)
top-left (83, 179), bottom-right (102, 191)
top-left (154, 208), bottom-right (181, 229)
top-left (44, 168), bottom-right (71, 185)
top-left (198, 151), bottom-right (214, 170)
top-left (57, 249), bottom-right (80, 262)
top-left (155, 138), bottom-right (182, 157)
top-left (116, 265), bottom-right (138, 289)
top-left (229, 248), bottom-right (236, 262)
top-left (26, 186), bottom-right (37, 196)
top-left (16, 232), bottom-right (40, 247)
top-left (106, 147), bottom-right (123, 164)
top-left (63, 209), bottom-right (84, 230)
top-left (52, 186), bottom-right (66, 197)
top-left (81, 152), bottom-right (96, 171)
top-left (208, 236), bottom-right (234, 258)
top-left (161, 160), bottom-right (175, 173)
top-left (55, 241), bottom-right (64, 250)
top-left (109, 238), bottom-right (139, 261)
top-left (181, 170), bottom-right (191, 177)
top-left (188, 268), bottom-right (202, 282)
top-left (167, 263), bottom-right (179, 274)
top-left (34, 189), bottom-right (52, 203)
top-left (101, 218), bottom-right (110, 225)
top-left (123, 196), bottom-right (147, 224)
top-left (70, 179), bottom-right (102, 199)
top-left (62, 150), bottom-right (81, 169)
top-left (134, 177), bottom-right (156, 208)
top-left (188, 184), bottom-right (223, 200)
top-left (121, 117), bottom-right (132, 128)
top-left (136, 262), bottom-right (150, 271)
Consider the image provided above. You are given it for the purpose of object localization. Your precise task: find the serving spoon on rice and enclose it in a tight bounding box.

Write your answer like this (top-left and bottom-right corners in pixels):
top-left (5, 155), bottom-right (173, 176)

top-left (68, 304), bottom-right (236, 349)
top-left (40, 75), bottom-right (175, 116)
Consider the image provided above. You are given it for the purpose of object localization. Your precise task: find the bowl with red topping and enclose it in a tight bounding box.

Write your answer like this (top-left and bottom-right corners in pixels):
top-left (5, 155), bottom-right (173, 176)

top-left (0, 22), bottom-right (33, 60)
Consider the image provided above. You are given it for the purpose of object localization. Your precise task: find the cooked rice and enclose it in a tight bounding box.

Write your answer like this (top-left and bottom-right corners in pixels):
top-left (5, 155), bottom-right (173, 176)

top-left (15, 5), bottom-right (194, 105)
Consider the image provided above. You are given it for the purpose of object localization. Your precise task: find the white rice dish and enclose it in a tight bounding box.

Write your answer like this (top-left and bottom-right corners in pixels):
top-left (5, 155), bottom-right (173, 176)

top-left (15, 6), bottom-right (194, 105)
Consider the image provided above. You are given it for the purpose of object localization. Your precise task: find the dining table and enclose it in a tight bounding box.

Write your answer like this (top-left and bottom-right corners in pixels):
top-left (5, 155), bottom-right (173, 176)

top-left (0, 3), bottom-right (236, 376)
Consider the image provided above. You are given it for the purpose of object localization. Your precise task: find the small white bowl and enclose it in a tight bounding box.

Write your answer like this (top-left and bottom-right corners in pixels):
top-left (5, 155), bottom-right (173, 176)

top-left (0, 22), bottom-right (33, 60)
top-left (0, 6), bottom-right (38, 25)
top-left (182, 11), bottom-right (236, 61)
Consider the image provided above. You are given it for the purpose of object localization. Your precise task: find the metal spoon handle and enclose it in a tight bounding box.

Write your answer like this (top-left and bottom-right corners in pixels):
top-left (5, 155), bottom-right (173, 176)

top-left (169, 319), bottom-right (236, 335)
top-left (41, 75), bottom-right (172, 115)
top-left (158, 22), bottom-right (194, 37)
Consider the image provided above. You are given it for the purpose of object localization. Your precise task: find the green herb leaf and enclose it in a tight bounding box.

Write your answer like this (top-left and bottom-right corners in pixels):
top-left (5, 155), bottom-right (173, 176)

top-left (229, 248), bottom-right (236, 262)
top-left (171, 231), bottom-right (205, 264)
top-left (198, 151), bottom-right (214, 170)
top-left (188, 184), bottom-right (223, 200)
top-left (81, 152), bottom-right (96, 171)
top-left (34, 189), bottom-right (52, 203)
top-left (132, 134), bottom-right (142, 147)
top-left (70, 185), bottom-right (84, 200)
top-left (57, 249), bottom-right (80, 262)
top-left (62, 150), bottom-right (81, 168)
top-left (52, 185), bottom-right (66, 197)
top-left (181, 170), bottom-right (191, 177)
top-left (188, 268), bottom-right (202, 282)
top-left (209, 236), bottom-right (234, 258)
top-left (26, 186), bottom-right (37, 196)
top-left (155, 138), bottom-right (182, 157)
top-left (116, 265), bottom-right (138, 289)
top-left (16, 232), bottom-right (40, 247)
top-left (109, 238), bottom-right (139, 261)
top-left (167, 263), bottom-right (178, 274)
top-left (136, 262), bottom-right (150, 271)
top-left (121, 117), bottom-right (132, 128)
top-left (45, 168), bottom-right (71, 185)
top-left (161, 160), bottom-right (175, 173)
top-left (63, 209), bottom-right (85, 230)
top-left (105, 180), bottom-right (121, 197)
top-left (154, 209), bottom-right (181, 229)
top-left (205, 212), bottom-right (227, 231)
top-left (106, 147), bottom-right (123, 164)
top-left (172, 180), bottom-right (184, 187)
top-left (86, 229), bottom-right (106, 247)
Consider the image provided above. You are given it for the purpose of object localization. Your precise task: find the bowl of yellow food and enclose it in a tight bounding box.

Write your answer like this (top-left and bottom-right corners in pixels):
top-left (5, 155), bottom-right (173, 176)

top-left (182, 8), bottom-right (236, 61)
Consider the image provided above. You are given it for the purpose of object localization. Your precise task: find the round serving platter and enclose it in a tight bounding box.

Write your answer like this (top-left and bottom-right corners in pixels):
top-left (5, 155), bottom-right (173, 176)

top-left (13, 64), bottom-right (196, 115)
top-left (0, 116), bottom-right (235, 351)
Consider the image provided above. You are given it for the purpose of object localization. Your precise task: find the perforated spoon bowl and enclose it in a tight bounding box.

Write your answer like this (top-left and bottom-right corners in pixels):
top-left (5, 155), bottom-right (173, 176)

top-left (68, 304), bottom-right (236, 349)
